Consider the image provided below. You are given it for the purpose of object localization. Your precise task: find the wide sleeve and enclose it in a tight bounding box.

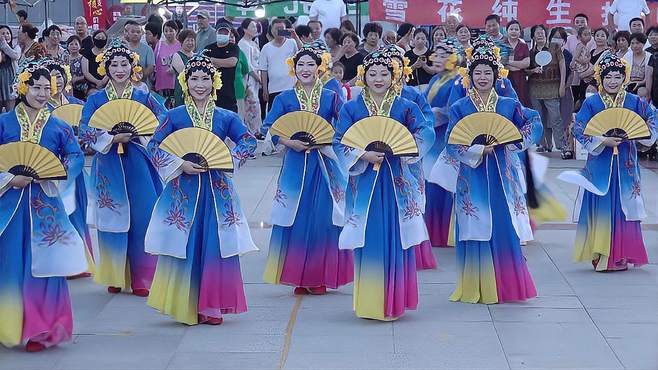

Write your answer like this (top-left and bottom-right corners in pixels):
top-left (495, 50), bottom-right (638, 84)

top-left (147, 112), bottom-right (184, 183)
top-left (79, 95), bottom-right (114, 154)
top-left (60, 124), bottom-right (84, 180)
top-left (414, 91), bottom-right (434, 126)
top-left (636, 97), bottom-right (658, 147)
top-left (573, 99), bottom-right (605, 155)
top-left (0, 122), bottom-right (13, 195)
top-left (260, 93), bottom-right (287, 144)
top-left (506, 103), bottom-right (543, 153)
top-left (319, 91), bottom-right (344, 160)
top-left (333, 104), bottom-right (367, 176)
top-left (225, 112), bottom-right (257, 170)
top-left (404, 100), bottom-right (435, 163)
top-left (446, 105), bottom-right (485, 168)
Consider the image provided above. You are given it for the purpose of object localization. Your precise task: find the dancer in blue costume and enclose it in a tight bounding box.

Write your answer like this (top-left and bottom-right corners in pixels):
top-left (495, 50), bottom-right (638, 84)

top-left (558, 52), bottom-right (657, 271)
top-left (379, 44), bottom-right (437, 270)
top-left (261, 44), bottom-right (353, 295)
top-left (310, 41), bottom-right (347, 103)
top-left (334, 51), bottom-right (434, 320)
top-left (79, 40), bottom-right (166, 297)
top-left (0, 59), bottom-right (87, 352)
top-left (145, 53), bottom-right (258, 325)
top-left (422, 39), bottom-right (460, 249)
top-left (446, 43), bottom-right (541, 304)
top-left (44, 58), bottom-right (94, 278)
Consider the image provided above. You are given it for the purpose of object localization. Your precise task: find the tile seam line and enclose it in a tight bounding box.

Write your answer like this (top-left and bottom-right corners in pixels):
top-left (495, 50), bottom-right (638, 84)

top-left (279, 294), bottom-right (303, 370)
top-left (538, 240), bottom-right (627, 369)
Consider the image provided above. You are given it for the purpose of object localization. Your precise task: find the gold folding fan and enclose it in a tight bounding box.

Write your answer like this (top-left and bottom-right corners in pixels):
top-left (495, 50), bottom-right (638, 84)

top-left (0, 142), bottom-right (67, 180)
top-left (584, 108), bottom-right (651, 140)
top-left (269, 111), bottom-right (335, 146)
top-left (340, 116), bottom-right (418, 170)
top-left (88, 99), bottom-right (159, 136)
top-left (447, 112), bottom-right (523, 146)
top-left (159, 127), bottom-right (234, 172)
top-left (51, 104), bottom-right (83, 127)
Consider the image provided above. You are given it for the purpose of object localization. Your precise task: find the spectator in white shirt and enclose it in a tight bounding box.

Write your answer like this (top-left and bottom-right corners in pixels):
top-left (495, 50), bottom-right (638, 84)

top-left (259, 18), bottom-right (298, 110)
top-left (607, 0), bottom-right (649, 32)
top-left (309, 0), bottom-right (348, 34)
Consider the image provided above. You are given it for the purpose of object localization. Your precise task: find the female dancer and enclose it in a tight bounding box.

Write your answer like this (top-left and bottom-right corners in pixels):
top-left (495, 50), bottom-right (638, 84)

top-left (44, 58), bottom-right (94, 278)
top-left (80, 40), bottom-right (166, 296)
top-left (334, 51), bottom-right (434, 320)
top-left (446, 43), bottom-right (541, 304)
top-left (145, 53), bottom-right (257, 325)
top-left (0, 59), bottom-right (86, 352)
top-left (261, 44), bottom-right (353, 295)
top-left (559, 52), bottom-right (656, 271)
top-left (380, 44), bottom-right (436, 270)
top-left (423, 39), bottom-right (460, 248)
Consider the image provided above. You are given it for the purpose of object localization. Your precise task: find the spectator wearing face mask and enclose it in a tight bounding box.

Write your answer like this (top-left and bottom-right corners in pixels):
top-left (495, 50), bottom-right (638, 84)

top-left (205, 19), bottom-right (240, 112)
top-left (81, 29), bottom-right (109, 95)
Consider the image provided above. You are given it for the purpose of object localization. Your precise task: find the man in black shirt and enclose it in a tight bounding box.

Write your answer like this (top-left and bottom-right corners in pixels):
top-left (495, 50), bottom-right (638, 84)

top-left (74, 16), bottom-right (94, 53)
top-left (205, 19), bottom-right (239, 112)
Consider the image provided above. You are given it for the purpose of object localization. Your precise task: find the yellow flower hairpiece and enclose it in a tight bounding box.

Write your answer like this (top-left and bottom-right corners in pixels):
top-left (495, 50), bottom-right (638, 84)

top-left (320, 52), bottom-right (332, 72)
top-left (458, 67), bottom-right (470, 88)
top-left (178, 71), bottom-right (188, 96)
top-left (499, 67), bottom-right (509, 79)
top-left (131, 65), bottom-right (143, 81)
top-left (445, 53), bottom-right (458, 71)
top-left (286, 57), bottom-right (295, 77)
top-left (212, 70), bottom-right (222, 100)
top-left (356, 64), bottom-right (365, 87)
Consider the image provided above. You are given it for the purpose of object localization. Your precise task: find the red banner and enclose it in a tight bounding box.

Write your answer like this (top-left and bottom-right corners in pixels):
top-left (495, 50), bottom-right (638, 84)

top-left (82, 0), bottom-right (108, 31)
top-left (369, 0), bottom-right (658, 28)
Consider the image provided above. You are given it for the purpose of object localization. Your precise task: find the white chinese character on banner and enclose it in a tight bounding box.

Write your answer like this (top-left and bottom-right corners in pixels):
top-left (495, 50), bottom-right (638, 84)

top-left (601, 1), bottom-right (612, 26)
top-left (437, 0), bottom-right (463, 23)
top-left (492, 0), bottom-right (518, 22)
top-left (383, 0), bottom-right (408, 22)
top-left (546, 0), bottom-right (571, 25)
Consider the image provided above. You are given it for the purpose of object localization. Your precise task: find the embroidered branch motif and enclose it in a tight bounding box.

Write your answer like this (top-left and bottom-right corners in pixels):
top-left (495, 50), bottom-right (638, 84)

top-left (80, 129), bottom-right (98, 146)
top-left (151, 149), bottom-right (173, 169)
top-left (394, 175), bottom-right (412, 196)
top-left (232, 133), bottom-right (256, 167)
top-left (345, 214), bottom-right (359, 228)
top-left (163, 178), bottom-right (191, 232)
top-left (222, 201), bottom-right (242, 227)
top-left (443, 152), bottom-right (460, 170)
top-left (212, 175), bottom-right (232, 200)
top-left (32, 191), bottom-right (69, 246)
top-left (457, 174), bottom-right (479, 219)
top-left (624, 157), bottom-right (635, 177)
top-left (274, 188), bottom-right (287, 207)
top-left (513, 196), bottom-right (527, 216)
top-left (403, 198), bottom-right (422, 220)
top-left (96, 174), bottom-right (120, 212)
top-left (631, 181), bottom-right (642, 199)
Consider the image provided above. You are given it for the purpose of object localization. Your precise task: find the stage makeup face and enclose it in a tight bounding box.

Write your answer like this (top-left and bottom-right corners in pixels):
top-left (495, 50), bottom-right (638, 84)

top-left (295, 54), bottom-right (318, 86)
top-left (365, 64), bottom-right (392, 95)
top-left (108, 55), bottom-right (132, 84)
top-left (187, 70), bottom-right (213, 102)
top-left (602, 71), bottom-right (624, 95)
top-left (51, 70), bottom-right (65, 96)
top-left (472, 63), bottom-right (495, 92)
top-left (26, 75), bottom-right (52, 109)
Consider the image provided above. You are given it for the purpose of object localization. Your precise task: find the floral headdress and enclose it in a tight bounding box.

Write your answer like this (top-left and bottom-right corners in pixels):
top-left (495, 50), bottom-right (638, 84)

top-left (355, 49), bottom-right (402, 87)
top-left (457, 35), bottom-right (508, 89)
top-left (430, 38), bottom-right (460, 71)
top-left (15, 58), bottom-right (57, 97)
top-left (43, 58), bottom-right (73, 93)
top-left (94, 38), bottom-right (142, 81)
top-left (286, 41), bottom-right (333, 77)
top-left (378, 44), bottom-right (412, 83)
top-left (593, 51), bottom-right (631, 93)
top-left (177, 51), bottom-right (223, 100)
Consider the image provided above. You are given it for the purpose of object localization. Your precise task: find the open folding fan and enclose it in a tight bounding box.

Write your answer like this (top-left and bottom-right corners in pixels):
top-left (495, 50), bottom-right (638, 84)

top-left (88, 99), bottom-right (159, 136)
top-left (447, 112), bottom-right (523, 146)
top-left (159, 127), bottom-right (234, 172)
top-left (51, 104), bottom-right (83, 127)
top-left (0, 142), bottom-right (66, 180)
top-left (584, 107), bottom-right (651, 140)
top-left (340, 116), bottom-right (418, 170)
top-left (269, 111), bottom-right (335, 146)
top-left (88, 99), bottom-right (159, 154)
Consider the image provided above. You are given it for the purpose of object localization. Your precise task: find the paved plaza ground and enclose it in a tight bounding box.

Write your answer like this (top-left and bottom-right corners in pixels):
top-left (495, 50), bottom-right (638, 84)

top-left (1, 152), bottom-right (657, 370)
